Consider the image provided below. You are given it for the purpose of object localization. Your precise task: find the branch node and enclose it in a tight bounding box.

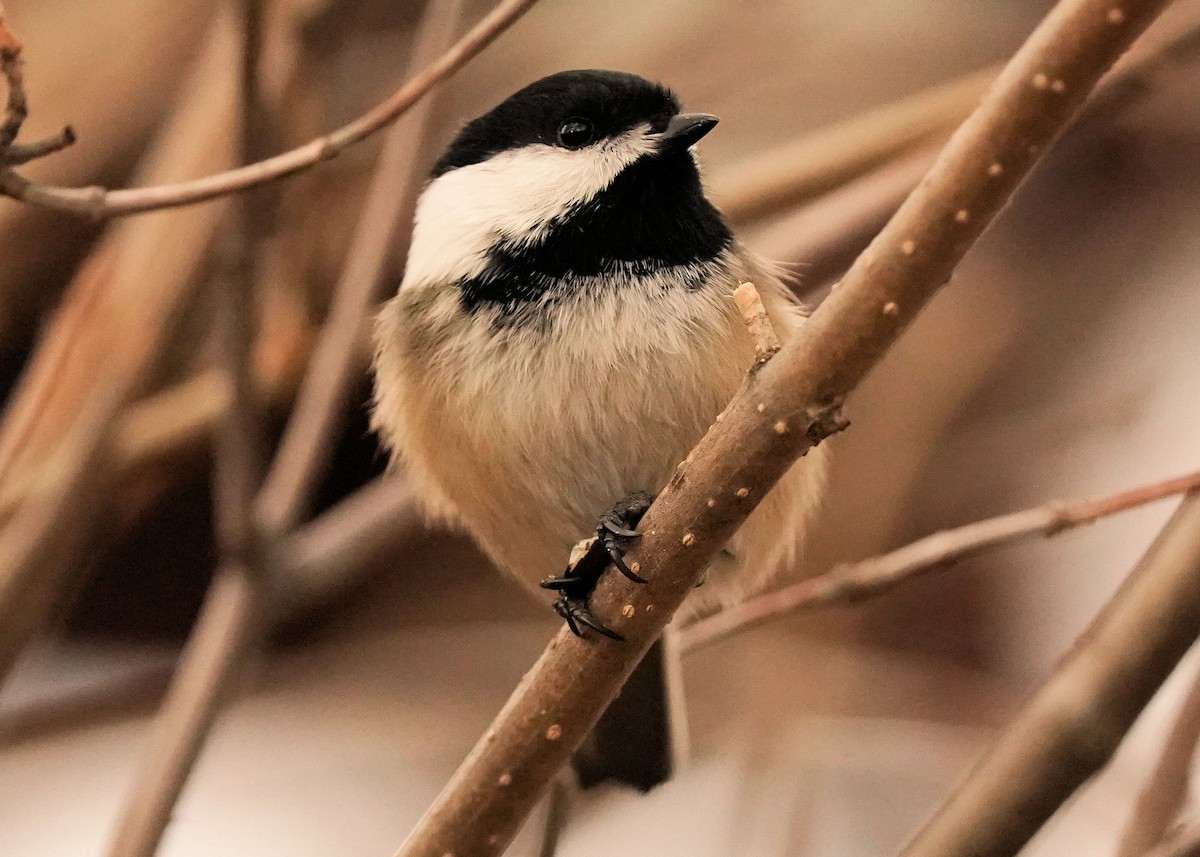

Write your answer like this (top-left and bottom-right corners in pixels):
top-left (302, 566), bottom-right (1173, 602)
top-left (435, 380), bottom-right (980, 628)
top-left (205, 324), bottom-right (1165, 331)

top-left (314, 135), bottom-right (336, 162)
top-left (82, 185), bottom-right (108, 220)
top-left (802, 397), bottom-right (850, 448)
top-left (1044, 501), bottom-right (1074, 536)
top-left (733, 281), bottom-right (782, 367)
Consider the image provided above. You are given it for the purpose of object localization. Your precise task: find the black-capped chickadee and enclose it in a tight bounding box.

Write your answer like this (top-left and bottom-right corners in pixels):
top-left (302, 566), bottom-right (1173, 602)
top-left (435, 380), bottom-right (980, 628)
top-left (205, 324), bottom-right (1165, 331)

top-left (372, 69), bottom-right (827, 788)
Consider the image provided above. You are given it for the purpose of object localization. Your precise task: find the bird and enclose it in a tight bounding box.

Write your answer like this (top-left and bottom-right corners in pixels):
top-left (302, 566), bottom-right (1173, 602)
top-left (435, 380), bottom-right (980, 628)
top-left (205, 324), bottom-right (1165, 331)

top-left (372, 69), bottom-right (828, 790)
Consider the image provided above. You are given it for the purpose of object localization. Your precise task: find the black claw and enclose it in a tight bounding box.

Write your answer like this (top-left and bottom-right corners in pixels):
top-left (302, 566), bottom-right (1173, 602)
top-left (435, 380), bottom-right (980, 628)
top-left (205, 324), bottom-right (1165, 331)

top-left (540, 575), bottom-right (576, 590)
top-left (574, 608), bottom-right (624, 641)
top-left (542, 491), bottom-right (657, 641)
top-left (602, 533), bottom-right (647, 583)
top-left (554, 594), bottom-right (624, 641)
top-left (558, 600), bottom-right (582, 637)
top-left (600, 518), bottom-right (641, 539)
top-left (595, 490), bottom-right (654, 584)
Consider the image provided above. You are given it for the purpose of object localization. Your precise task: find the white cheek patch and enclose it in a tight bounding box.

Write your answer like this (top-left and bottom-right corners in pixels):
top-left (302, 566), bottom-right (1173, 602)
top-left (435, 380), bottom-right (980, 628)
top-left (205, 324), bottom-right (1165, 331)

top-left (402, 126), bottom-right (658, 290)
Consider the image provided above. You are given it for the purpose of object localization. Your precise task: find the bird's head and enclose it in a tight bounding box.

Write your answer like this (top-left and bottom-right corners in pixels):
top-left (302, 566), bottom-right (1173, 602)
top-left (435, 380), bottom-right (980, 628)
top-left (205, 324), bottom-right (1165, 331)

top-left (433, 69), bottom-right (717, 178)
top-left (404, 70), bottom-right (731, 310)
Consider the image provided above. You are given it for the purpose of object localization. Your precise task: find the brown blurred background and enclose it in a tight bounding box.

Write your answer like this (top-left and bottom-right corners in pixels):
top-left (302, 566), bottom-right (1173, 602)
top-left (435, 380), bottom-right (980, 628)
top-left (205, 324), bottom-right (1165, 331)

top-left (1, 1), bottom-right (1199, 855)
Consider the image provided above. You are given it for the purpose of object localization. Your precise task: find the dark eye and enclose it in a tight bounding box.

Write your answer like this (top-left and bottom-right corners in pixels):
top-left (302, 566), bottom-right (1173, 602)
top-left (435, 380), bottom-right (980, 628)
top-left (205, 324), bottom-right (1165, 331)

top-left (556, 118), bottom-right (594, 149)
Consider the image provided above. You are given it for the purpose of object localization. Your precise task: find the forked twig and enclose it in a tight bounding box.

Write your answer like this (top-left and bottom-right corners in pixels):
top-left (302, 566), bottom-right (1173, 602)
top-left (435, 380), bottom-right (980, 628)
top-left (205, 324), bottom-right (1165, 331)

top-left (0, 9), bottom-right (74, 166)
top-left (0, 0), bottom-right (539, 217)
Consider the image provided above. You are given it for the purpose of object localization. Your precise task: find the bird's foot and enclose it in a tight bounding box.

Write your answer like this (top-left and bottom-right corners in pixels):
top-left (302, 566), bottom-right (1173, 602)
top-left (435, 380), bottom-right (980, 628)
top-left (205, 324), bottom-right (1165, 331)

top-left (540, 491), bottom-right (655, 641)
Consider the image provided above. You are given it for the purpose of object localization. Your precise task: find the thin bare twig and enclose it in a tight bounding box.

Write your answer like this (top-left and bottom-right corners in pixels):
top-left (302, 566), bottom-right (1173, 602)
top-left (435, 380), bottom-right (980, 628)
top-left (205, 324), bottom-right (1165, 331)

top-left (0, 659), bottom-right (173, 747)
top-left (0, 0), bottom-right (539, 217)
top-left (104, 568), bottom-right (264, 857)
top-left (104, 4), bottom-right (269, 855)
top-left (255, 0), bottom-right (466, 538)
top-left (682, 468), bottom-right (1200, 651)
top-left (4, 126), bottom-right (75, 165)
top-left (391, 2), bottom-right (1171, 855)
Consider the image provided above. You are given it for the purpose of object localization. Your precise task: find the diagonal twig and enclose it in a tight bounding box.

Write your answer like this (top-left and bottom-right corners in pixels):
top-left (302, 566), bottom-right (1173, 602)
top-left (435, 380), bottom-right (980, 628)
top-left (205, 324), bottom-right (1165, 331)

top-left (105, 568), bottom-right (265, 857)
top-left (0, 0), bottom-right (539, 217)
top-left (4, 126), bottom-right (75, 165)
top-left (255, 0), bottom-right (466, 538)
top-left (389, 2), bottom-right (1174, 856)
top-left (104, 3), bottom-right (270, 855)
top-left (682, 468), bottom-right (1200, 651)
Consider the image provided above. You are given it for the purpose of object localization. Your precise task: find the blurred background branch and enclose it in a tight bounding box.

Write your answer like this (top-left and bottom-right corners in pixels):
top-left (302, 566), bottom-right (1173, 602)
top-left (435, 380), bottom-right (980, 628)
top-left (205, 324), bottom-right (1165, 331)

top-left (98, 3), bottom-right (469, 856)
top-left (102, 3), bottom-right (271, 854)
top-left (1117, 668), bottom-right (1200, 857)
top-left (898, 488), bottom-right (1200, 857)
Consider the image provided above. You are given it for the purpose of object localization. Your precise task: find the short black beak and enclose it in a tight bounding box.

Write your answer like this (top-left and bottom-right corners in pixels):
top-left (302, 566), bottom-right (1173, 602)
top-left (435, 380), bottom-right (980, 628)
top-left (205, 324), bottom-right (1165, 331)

top-left (659, 113), bottom-right (719, 152)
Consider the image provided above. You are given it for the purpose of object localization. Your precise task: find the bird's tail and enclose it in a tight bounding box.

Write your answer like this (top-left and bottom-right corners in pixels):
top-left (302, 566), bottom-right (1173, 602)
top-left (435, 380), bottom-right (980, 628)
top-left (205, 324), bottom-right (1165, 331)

top-left (571, 630), bottom-right (689, 791)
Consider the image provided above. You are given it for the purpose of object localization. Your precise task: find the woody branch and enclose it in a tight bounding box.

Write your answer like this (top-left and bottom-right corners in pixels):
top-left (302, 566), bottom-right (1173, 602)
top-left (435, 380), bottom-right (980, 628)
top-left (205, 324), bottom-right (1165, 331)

top-left (389, 2), bottom-right (1177, 857)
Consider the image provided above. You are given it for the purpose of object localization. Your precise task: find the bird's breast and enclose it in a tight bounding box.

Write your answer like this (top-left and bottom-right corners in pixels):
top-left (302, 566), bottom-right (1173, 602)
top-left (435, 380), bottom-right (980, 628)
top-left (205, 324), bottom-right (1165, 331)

top-left (374, 260), bottom-right (757, 584)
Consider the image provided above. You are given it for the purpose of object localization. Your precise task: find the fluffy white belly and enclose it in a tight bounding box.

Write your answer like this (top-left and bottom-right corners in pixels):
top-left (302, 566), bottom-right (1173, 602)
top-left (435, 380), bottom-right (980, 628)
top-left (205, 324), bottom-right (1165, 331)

top-left (373, 257), bottom-right (827, 613)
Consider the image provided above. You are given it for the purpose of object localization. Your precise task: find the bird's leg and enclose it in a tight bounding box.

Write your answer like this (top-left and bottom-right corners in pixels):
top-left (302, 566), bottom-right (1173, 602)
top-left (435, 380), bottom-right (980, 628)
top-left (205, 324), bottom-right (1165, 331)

top-left (541, 491), bottom-right (655, 640)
